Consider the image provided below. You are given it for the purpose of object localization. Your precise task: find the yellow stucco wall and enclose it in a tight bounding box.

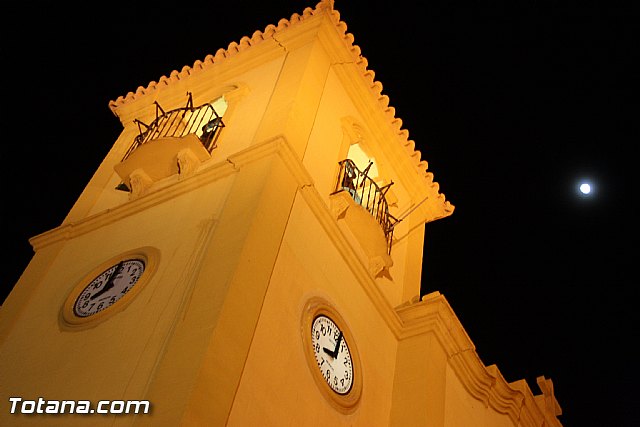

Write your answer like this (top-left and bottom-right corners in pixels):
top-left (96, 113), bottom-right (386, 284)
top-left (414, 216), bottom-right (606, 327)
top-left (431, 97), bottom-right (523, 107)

top-left (228, 190), bottom-right (397, 425)
top-left (0, 1), bottom-right (562, 426)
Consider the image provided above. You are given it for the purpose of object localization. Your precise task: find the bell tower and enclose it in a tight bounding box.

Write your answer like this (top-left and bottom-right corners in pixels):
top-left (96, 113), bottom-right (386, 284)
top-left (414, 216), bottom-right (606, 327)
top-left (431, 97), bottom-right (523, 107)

top-left (0, 1), bottom-right (562, 426)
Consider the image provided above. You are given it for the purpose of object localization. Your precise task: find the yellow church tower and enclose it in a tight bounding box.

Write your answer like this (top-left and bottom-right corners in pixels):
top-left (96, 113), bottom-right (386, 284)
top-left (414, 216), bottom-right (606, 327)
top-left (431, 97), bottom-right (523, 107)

top-left (0, 1), bottom-right (563, 426)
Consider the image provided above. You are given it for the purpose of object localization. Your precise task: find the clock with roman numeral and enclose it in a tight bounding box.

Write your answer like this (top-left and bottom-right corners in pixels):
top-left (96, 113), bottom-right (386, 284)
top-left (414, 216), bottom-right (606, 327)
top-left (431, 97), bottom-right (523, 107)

top-left (62, 247), bottom-right (159, 327)
top-left (302, 298), bottom-right (362, 412)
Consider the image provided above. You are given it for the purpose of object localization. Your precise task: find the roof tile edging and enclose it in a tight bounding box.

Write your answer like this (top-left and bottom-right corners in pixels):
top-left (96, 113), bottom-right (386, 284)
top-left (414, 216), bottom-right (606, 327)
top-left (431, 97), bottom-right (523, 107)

top-left (329, 5), bottom-right (453, 212)
top-left (108, 0), bottom-right (453, 213)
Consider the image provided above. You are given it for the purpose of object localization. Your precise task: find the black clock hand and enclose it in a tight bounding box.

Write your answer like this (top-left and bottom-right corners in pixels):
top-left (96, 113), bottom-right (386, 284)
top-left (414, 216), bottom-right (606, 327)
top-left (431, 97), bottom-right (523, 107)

top-left (332, 332), bottom-right (343, 358)
top-left (90, 261), bottom-right (123, 300)
top-left (322, 332), bottom-right (343, 358)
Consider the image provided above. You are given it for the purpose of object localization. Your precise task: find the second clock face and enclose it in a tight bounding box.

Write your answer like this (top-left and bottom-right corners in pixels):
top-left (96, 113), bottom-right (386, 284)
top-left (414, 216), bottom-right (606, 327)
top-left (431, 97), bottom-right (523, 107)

top-left (73, 259), bottom-right (145, 317)
top-left (311, 315), bottom-right (354, 395)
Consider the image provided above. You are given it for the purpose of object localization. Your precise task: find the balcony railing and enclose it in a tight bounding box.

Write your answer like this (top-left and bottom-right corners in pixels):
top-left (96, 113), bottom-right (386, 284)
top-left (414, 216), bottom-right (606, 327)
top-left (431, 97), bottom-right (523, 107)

top-left (122, 92), bottom-right (225, 161)
top-left (333, 159), bottom-right (398, 253)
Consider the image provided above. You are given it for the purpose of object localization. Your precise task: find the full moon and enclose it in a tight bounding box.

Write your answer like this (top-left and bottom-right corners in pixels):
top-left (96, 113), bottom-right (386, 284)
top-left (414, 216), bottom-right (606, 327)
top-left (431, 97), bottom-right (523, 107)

top-left (579, 183), bottom-right (591, 194)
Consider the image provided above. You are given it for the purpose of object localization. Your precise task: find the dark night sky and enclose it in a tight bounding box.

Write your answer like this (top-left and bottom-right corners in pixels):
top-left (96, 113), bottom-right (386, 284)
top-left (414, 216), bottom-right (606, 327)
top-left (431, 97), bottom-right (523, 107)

top-left (1, 1), bottom-right (636, 425)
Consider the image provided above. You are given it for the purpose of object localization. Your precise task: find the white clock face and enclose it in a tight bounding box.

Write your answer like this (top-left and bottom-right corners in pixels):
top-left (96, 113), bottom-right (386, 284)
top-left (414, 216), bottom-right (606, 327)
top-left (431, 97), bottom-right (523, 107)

top-left (73, 259), bottom-right (145, 317)
top-left (311, 315), bottom-right (354, 395)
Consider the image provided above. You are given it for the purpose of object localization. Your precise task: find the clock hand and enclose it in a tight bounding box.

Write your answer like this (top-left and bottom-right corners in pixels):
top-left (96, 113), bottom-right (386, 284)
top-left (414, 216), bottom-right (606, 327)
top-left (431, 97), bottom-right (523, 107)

top-left (322, 332), bottom-right (343, 358)
top-left (332, 332), bottom-right (343, 358)
top-left (90, 261), bottom-right (123, 300)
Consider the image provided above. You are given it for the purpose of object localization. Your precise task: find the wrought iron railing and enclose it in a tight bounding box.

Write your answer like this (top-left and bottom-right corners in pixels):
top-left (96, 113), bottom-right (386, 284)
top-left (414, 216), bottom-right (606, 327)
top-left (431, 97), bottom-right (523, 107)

top-left (122, 92), bottom-right (225, 161)
top-left (333, 159), bottom-right (398, 253)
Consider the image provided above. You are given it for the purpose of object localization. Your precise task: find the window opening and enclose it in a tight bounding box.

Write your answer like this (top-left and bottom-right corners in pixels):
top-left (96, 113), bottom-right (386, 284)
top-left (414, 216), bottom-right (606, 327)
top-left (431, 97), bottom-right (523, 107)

top-left (122, 92), bottom-right (226, 161)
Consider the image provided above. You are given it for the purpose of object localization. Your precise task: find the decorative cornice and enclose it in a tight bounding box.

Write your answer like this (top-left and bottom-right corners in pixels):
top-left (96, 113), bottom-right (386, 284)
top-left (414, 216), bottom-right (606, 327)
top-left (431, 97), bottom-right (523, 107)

top-left (395, 292), bottom-right (563, 427)
top-left (29, 159), bottom-right (238, 251)
top-left (486, 364), bottom-right (526, 424)
top-left (29, 135), bottom-right (405, 334)
top-left (107, 2), bottom-right (329, 111)
top-left (107, 0), bottom-right (453, 218)
top-left (25, 132), bottom-right (558, 426)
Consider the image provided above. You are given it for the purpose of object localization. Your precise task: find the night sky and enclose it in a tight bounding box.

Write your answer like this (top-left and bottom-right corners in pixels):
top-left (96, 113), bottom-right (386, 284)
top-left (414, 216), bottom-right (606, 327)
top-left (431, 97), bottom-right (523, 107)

top-left (2, 1), bottom-right (635, 425)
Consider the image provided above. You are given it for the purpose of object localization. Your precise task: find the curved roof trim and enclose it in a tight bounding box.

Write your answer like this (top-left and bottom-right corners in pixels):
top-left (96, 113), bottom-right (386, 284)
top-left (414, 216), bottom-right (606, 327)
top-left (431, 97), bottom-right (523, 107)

top-left (108, 0), bottom-right (453, 214)
top-left (396, 292), bottom-right (563, 426)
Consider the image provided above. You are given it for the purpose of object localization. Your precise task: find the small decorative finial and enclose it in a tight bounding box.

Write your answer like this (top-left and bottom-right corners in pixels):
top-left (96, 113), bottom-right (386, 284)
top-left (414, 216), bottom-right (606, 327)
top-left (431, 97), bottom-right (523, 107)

top-left (316, 0), bottom-right (334, 11)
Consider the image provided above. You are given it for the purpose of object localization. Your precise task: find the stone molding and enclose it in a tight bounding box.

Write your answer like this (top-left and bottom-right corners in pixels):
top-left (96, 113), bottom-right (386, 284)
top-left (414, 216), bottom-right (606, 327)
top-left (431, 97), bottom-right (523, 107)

top-left (106, 0), bottom-right (453, 215)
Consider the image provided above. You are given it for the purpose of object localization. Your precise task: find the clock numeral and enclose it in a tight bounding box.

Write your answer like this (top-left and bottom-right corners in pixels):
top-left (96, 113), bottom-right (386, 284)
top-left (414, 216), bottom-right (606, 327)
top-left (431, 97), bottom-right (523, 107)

top-left (315, 343), bottom-right (320, 353)
top-left (70, 259), bottom-right (147, 319)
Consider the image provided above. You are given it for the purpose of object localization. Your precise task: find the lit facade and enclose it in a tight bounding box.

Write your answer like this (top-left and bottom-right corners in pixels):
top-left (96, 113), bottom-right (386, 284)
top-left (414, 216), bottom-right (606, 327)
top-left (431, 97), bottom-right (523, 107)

top-left (0, 1), bottom-right (562, 425)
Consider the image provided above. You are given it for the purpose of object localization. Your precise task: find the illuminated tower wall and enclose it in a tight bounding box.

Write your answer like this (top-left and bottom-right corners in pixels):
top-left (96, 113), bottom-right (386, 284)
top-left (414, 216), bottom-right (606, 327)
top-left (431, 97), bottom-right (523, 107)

top-left (0, 1), bottom-right (562, 426)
